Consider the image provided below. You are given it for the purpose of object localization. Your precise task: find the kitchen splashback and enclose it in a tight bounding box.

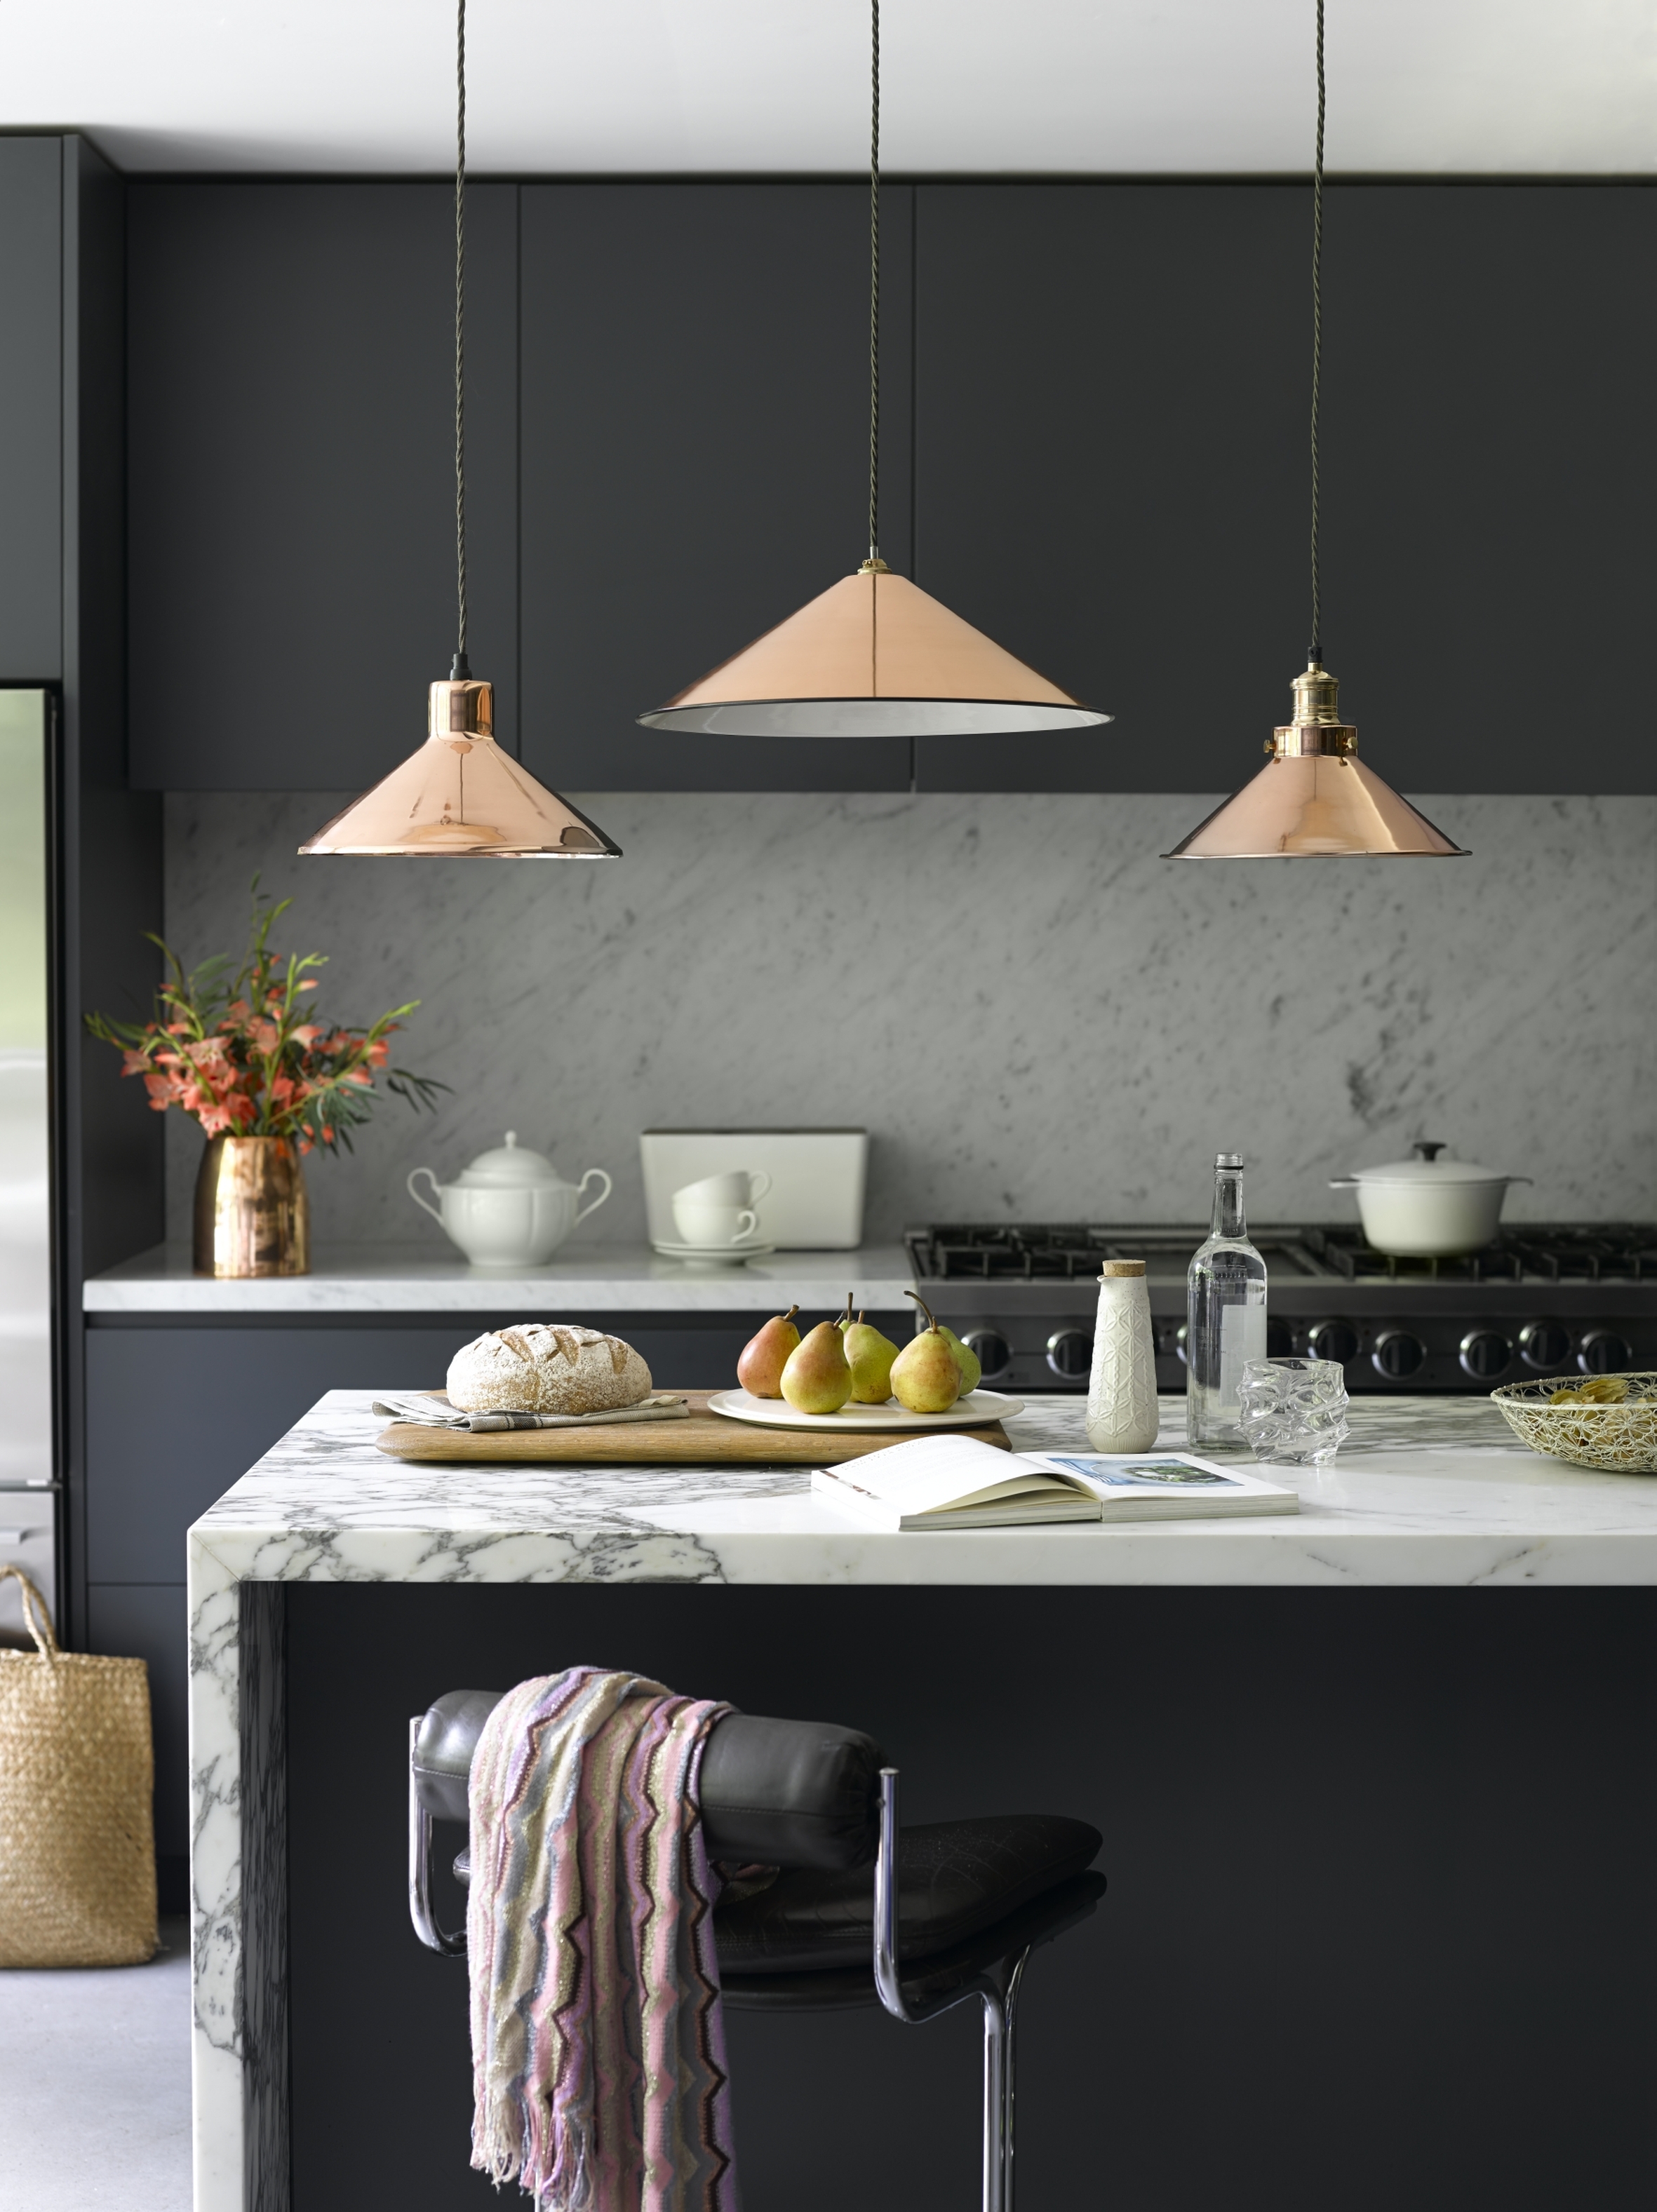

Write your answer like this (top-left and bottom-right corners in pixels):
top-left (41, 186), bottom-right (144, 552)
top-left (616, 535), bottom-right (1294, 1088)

top-left (159, 793), bottom-right (1655, 1248)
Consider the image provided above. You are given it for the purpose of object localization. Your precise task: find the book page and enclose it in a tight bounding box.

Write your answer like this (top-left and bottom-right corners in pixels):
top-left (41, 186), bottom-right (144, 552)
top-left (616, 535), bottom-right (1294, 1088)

top-left (832, 1431), bottom-right (1067, 1513)
top-left (1025, 1452), bottom-right (1296, 1499)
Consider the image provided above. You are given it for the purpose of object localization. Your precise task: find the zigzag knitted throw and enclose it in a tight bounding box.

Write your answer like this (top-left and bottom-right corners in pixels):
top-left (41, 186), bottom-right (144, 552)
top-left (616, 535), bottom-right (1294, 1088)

top-left (468, 1667), bottom-right (740, 2212)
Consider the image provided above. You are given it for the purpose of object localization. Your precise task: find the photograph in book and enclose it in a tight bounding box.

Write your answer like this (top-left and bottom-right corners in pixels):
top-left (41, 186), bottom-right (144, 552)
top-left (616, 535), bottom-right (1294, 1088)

top-left (810, 1433), bottom-right (1299, 1531)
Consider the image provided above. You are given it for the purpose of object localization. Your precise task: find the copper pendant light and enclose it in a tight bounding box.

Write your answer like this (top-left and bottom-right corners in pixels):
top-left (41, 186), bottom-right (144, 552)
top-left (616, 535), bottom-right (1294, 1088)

top-left (302, 1), bottom-right (619, 861)
top-left (1165, 2), bottom-right (1465, 861)
top-left (639, 1), bottom-right (1109, 742)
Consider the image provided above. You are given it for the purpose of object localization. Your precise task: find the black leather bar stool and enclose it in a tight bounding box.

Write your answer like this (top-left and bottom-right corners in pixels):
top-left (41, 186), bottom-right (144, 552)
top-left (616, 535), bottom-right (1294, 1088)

top-left (410, 1690), bottom-right (1105, 2212)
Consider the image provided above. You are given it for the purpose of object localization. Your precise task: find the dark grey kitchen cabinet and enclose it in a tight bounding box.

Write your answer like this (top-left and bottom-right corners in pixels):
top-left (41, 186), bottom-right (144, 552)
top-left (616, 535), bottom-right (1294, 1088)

top-left (0, 140), bottom-right (67, 680)
top-left (911, 181), bottom-right (1657, 795)
top-left (126, 182), bottom-right (520, 789)
top-left (518, 182), bottom-right (914, 793)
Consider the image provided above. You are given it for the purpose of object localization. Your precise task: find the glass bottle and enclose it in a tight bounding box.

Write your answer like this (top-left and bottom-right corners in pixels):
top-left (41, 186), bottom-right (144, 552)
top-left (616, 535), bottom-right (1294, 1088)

top-left (1186, 1153), bottom-right (1268, 1448)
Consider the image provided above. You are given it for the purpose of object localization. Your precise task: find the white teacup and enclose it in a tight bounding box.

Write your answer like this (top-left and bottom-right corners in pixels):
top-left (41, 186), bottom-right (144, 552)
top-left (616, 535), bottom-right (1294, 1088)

top-left (673, 1169), bottom-right (772, 1210)
top-left (672, 1199), bottom-right (760, 1248)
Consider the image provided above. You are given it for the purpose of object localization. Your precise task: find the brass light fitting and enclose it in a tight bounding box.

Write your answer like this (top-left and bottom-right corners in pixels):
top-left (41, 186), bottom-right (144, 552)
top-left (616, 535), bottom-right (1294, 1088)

top-left (301, 0), bottom-right (619, 861)
top-left (640, 0), bottom-right (1110, 743)
top-left (299, 678), bottom-right (619, 858)
top-left (1163, 661), bottom-right (1467, 858)
top-left (1166, 0), bottom-right (1464, 863)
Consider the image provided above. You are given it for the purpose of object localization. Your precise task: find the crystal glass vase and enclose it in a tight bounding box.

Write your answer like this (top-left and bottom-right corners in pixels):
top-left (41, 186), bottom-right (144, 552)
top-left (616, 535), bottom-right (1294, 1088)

top-left (1237, 1356), bottom-right (1349, 1466)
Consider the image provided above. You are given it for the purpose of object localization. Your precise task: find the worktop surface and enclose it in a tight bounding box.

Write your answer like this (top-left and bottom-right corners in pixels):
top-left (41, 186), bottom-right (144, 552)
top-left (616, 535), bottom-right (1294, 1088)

top-left (85, 1241), bottom-right (915, 1313)
top-left (187, 1389), bottom-right (1657, 1587)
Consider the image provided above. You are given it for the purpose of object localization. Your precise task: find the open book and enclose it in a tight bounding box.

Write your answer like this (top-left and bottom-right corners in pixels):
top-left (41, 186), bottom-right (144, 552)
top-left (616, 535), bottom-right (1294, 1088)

top-left (811, 1431), bottom-right (1299, 1531)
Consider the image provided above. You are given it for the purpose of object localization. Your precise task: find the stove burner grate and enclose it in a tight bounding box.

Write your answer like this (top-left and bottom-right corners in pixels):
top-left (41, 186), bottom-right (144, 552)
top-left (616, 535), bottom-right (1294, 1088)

top-left (904, 1222), bottom-right (1657, 1285)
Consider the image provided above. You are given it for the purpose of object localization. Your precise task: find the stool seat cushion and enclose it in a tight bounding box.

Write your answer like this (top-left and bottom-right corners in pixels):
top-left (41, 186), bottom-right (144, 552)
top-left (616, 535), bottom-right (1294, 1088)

top-left (721, 1870), bottom-right (1107, 2014)
top-left (713, 1813), bottom-right (1101, 1975)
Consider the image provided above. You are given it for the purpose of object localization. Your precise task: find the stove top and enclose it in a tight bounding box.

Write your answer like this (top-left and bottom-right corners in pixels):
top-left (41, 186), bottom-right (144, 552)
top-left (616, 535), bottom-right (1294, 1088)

top-left (905, 1223), bottom-right (1657, 1287)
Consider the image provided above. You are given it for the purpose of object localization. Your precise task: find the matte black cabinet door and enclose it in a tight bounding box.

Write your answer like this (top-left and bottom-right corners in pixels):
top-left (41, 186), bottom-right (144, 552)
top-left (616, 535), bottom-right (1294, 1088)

top-left (127, 183), bottom-right (518, 790)
top-left (519, 183), bottom-right (913, 792)
top-left (0, 139), bottom-right (64, 682)
top-left (913, 182), bottom-right (1657, 795)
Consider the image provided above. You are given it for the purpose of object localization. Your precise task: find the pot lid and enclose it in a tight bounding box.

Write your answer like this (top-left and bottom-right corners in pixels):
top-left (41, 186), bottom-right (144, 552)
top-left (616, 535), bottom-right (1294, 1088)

top-left (454, 1132), bottom-right (564, 1189)
top-left (1348, 1140), bottom-right (1512, 1187)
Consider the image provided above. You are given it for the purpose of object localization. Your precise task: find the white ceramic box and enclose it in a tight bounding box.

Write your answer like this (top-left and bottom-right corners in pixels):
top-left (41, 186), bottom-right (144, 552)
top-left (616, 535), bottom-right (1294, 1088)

top-left (638, 1129), bottom-right (868, 1250)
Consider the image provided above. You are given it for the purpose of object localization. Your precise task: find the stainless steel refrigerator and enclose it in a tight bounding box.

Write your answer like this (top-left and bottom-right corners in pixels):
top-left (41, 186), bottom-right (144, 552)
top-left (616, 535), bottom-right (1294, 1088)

top-left (0, 689), bottom-right (55, 1639)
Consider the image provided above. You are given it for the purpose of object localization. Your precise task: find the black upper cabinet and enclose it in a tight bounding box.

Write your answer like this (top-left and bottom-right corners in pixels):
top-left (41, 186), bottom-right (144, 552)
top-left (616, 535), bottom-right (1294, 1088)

top-left (913, 181), bottom-right (1657, 795)
top-left (127, 182), bottom-right (518, 790)
top-left (519, 182), bottom-right (913, 793)
top-left (0, 140), bottom-right (65, 681)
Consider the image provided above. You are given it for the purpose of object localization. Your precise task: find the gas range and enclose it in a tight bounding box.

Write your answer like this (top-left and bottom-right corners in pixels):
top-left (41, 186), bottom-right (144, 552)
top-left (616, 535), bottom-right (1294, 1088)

top-left (904, 1223), bottom-right (1657, 1394)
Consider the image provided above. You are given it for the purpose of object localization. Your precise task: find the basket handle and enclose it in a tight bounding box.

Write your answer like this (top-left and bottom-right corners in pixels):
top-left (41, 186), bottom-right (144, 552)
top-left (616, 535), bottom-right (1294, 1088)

top-left (0, 1565), bottom-right (60, 1659)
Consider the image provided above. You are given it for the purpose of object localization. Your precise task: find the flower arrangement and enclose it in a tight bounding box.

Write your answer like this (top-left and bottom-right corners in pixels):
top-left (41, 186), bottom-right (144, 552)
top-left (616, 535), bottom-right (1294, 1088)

top-left (86, 884), bottom-right (445, 1154)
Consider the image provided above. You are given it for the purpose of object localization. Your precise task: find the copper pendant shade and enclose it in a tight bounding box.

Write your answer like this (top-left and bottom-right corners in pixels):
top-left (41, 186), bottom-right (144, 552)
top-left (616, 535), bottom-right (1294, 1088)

top-left (302, 0), bottom-right (619, 863)
top-left (299, 678), bottom-right (619, 858)
top-left (640, 564), bottom-right (1106, 738)
top-left (1167, 0), bottom-right (1463, 863)
top-left (642, 2), bottom-right (1109, 743)
top-left (1163, 661), bottom-right (1466, 859)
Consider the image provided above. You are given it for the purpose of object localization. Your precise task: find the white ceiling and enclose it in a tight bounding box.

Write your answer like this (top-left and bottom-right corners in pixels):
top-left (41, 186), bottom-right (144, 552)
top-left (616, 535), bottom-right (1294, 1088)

top-left (1, 1), bottom-right (1654, 177)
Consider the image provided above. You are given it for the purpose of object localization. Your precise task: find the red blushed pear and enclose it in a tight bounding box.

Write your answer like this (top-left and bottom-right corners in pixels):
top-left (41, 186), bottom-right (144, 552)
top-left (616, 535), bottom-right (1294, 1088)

top-left (780, 1318), bottom-right (854, 1415)
top-left (737, 1304), bottom-right (800, 1399)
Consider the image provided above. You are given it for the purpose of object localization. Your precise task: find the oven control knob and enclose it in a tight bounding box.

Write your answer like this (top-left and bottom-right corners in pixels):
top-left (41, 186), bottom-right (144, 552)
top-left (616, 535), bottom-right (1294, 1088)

top-left (1307, 1319), bottom-right (1360, 1366)
top-left (1458, 1329), bottom-right (1512, 1382)
top-left (961, 1330), bottom-right (1014, 1384)
top-left (1045, 1329), bottom-right (1092, 1381)
top-left (1519, 1319), bottom-right (1571, 1372)
top-left (1173, 1322), bottom-right (1188, 1366)
top-left (1578, 1330), bottom-right (1633, 1376)
top-left (1371, 1328), bottom-right (1427, 1380)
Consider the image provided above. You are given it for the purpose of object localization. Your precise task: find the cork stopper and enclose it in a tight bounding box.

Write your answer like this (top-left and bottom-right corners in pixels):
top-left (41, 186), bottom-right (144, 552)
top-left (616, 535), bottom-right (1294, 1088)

top-left (1099, 1260), bottom-right (1146, 1278)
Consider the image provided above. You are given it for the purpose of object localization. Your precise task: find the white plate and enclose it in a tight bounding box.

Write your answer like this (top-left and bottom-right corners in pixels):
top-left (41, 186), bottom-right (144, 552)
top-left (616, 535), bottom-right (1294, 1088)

top-left (706, 1386), bottom-right (1024, 1431)
top-left (651, 1239), bottom-right (778, 1265)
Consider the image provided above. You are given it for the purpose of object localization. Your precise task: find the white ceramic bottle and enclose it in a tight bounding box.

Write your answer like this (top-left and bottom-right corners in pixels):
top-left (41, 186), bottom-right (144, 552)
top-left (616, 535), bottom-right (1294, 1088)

top-left (1085, 1260), bottom-right (1159, 1452)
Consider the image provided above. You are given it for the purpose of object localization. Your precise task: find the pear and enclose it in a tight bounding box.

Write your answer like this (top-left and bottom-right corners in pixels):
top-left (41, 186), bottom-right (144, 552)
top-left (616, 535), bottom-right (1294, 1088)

top-left (835, 1293), bottom-right (855, 1333)
top-left (905, 1291), bottom-right (981, 1395)
top-left (780, 1319), bottom-right (854, 1414)
top-left (890, 1295), bottom-right (962, 1414)
top-left (843, 1309), bottom-right (899, 1404)
top-left (737, 1304), bottom-right (800, 1398)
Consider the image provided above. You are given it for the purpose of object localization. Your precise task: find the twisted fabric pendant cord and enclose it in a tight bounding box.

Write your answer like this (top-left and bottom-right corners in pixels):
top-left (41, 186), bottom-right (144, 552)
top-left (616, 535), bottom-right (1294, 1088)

top-left (1308, 0), bottom-right (1324, 663)
top-left (867, 0), bottom-right (880, 565)
top-left (453, 0), bottom-right (470, 677)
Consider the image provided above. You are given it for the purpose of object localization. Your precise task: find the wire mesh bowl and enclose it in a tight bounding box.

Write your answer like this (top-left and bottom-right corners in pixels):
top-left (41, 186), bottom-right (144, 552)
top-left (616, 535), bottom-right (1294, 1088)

top-left (1491, 1373), bottom-right (1657, 1475)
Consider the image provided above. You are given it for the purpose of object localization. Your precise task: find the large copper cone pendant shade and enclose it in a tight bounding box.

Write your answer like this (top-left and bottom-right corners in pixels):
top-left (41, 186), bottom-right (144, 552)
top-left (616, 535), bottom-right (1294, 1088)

top-left (1164, 662), bottom-right (1466, 860)
top-left (638, 567), bottom-right (1110, 738)
top-left (300, 679), bottom-right (620, 858)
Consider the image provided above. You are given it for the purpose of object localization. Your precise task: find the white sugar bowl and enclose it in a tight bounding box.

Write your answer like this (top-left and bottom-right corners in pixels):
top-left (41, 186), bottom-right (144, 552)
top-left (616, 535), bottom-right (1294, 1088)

top-left (408, 1133), bottom-right (612, 1267)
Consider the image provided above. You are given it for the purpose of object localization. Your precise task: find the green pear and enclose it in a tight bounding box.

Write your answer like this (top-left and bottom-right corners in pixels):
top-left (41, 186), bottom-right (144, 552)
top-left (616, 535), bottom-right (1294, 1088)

top-left (843, 1309), bottom-right (899, 1403)
top-left (737, 1304), bottom-right (800, 1398)
top-left (834, 1293), bottom-right (855, 1333)
top-left (780, 1319), bottom-right (854, 1414)
top-left (890, 1295), bottom-right (962, 1414)
top-left (906, 1291), bottom-right (981, 1394)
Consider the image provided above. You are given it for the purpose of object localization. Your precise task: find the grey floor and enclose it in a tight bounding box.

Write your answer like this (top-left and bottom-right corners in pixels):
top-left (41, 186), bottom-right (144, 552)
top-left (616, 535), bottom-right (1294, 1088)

top-left (0, 1915), bottom-right (191, 2212)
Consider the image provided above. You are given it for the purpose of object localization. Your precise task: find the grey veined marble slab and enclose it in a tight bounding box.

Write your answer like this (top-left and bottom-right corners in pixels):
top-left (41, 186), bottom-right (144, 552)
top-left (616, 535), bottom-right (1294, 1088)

top-left (187, 1387), bottom-right (1657, 2211)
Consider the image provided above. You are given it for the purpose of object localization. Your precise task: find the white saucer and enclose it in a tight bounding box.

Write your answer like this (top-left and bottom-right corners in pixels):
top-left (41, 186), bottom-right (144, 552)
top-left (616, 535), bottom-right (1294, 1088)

top-left (706, 1387), bottom-right (1024, 1431)
top-left (651, 1239), bottom-right (777, 1266)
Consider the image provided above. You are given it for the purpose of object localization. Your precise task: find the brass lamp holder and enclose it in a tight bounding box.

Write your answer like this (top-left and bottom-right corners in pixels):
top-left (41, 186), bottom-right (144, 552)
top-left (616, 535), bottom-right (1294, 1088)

top-left (1268, 661), bottom-right (1356, 756)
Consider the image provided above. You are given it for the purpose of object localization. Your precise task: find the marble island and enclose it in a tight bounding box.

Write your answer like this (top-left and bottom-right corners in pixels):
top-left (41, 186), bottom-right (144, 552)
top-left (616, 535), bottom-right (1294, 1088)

top-left (189, 1390), bottom-right (1657, 2212)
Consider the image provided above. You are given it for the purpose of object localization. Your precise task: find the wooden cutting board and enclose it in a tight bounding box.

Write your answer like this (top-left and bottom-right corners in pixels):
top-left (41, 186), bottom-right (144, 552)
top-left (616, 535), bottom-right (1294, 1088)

top-left (374, 1390), bottom-right (1012, 1465)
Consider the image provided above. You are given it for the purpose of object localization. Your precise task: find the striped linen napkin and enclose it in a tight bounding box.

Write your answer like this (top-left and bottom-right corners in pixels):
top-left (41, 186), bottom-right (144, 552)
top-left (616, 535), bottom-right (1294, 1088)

top-left (372, 1392), bottom-right (689, 1434)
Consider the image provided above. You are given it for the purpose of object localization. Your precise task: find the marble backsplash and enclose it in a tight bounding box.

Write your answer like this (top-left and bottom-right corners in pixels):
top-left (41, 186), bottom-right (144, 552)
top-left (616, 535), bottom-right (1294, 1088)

top-left (154, 792), bottom-right (1655, 1248)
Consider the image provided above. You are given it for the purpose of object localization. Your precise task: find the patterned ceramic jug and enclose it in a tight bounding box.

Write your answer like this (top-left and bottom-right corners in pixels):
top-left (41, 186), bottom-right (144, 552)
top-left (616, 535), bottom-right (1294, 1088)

top-left (1085, 1261), bottom-right (1159, 1452)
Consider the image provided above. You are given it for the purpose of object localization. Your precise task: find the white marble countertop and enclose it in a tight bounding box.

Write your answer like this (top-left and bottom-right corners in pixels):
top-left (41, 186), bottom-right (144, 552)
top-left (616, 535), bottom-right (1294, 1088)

top-left (85, 1241), bottom-right (915, 1314)
top-left (188, 1389), bottom-right (1657, 1589)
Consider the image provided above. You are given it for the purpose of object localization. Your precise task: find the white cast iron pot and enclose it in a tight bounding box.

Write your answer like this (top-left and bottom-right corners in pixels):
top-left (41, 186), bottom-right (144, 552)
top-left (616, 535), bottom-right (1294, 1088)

top-left (408, 1132), bottom-right (612, 1267)
top-left (1329, 1141), bottom-right (1531, 1258)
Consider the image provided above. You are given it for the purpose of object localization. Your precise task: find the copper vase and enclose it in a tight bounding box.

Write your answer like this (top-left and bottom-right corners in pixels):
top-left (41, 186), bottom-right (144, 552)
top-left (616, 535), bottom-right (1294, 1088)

top-left (192, 1135), bottom-right (311, 1278)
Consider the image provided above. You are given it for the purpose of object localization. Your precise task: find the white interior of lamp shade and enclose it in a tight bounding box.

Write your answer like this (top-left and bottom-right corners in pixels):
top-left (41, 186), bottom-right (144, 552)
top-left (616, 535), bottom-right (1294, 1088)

top-left (637, 699), bottom-right (1113, 736)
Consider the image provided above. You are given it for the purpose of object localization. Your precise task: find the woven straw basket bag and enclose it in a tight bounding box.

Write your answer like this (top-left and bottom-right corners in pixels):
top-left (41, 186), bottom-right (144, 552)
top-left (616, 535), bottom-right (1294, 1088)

top-left (0, 1566), bottom-right (156, 1967)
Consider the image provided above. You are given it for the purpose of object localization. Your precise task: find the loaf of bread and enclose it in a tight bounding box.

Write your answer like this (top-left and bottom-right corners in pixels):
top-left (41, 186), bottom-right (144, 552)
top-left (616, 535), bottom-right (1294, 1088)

top-left (446, 1325), bottom-right (653, 1415)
